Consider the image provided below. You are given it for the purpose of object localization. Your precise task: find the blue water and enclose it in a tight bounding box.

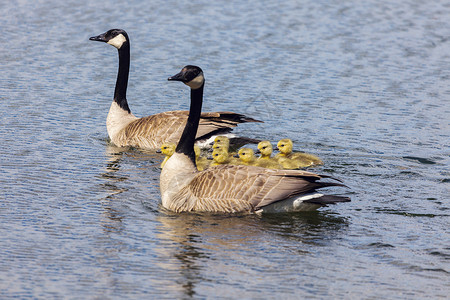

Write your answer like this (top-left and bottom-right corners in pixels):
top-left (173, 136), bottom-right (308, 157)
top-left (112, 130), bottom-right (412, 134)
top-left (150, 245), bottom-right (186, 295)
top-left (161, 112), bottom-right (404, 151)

top-left (1, 0), bottom-right (449, 298)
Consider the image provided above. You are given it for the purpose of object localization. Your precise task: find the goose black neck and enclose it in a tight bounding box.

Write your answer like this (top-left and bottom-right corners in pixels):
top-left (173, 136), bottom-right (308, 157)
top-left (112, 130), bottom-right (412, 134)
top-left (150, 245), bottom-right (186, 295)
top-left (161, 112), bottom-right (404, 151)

top-left (175, 83), bottom-right (204, 164)
top-left (114, 44), bottom-right (131, 113)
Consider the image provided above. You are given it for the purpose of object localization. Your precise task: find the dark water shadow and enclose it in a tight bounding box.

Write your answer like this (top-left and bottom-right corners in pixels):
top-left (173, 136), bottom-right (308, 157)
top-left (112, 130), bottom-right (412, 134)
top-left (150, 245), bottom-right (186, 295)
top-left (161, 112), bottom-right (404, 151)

top-left (402, 156), bottom-right (436, 165)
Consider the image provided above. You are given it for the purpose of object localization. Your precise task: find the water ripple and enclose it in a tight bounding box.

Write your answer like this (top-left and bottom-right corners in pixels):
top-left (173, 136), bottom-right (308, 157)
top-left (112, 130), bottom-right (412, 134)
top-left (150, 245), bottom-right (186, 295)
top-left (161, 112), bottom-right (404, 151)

top-left (1, 0), bottom-right (449, 298)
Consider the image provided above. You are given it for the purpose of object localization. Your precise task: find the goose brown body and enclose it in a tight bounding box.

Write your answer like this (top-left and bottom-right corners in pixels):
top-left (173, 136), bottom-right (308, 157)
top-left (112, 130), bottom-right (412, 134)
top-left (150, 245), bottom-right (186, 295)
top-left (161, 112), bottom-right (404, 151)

top-left (163, 164), bottom-right (344, 213)
top-left (160, 65), bottom-right (350, 214)
top-left (112, 109), bottom-right (259, 149)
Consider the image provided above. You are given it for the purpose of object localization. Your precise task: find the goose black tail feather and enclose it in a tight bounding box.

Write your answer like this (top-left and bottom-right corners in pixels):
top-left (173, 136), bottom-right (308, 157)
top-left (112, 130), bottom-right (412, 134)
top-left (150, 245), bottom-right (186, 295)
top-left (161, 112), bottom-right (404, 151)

top-left (304, 195), bottom-right (351, 205)
top-left (213, 112), bottom-right (263, 124)
top-left (229, 136), bottom-right (261, 150)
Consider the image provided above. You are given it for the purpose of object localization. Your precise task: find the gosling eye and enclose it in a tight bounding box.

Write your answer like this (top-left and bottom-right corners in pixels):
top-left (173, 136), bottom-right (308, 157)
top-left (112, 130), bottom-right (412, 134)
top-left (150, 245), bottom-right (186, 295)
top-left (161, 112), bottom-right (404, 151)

top-left (280, 144), bottom-right (285, 147)
top-left (262, 146), bottom-right (267, 149)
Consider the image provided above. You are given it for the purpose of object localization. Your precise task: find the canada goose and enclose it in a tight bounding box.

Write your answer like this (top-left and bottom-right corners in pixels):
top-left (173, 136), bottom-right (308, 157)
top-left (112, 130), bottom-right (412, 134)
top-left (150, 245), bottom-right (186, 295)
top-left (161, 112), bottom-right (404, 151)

top-left (89, 29), bottom-right (261, 150)
top-left (275, 139), bottom-right (324, 169)
top-left (160, 65), bottom-right (350, 213)
top-left (160, 143), bottom-right (176, 168)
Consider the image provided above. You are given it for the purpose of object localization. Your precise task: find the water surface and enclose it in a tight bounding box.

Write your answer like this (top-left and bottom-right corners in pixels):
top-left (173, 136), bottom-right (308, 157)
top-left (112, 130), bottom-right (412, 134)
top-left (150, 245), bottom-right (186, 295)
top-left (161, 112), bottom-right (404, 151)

top-left (0, 0), bottom-right (449, 298)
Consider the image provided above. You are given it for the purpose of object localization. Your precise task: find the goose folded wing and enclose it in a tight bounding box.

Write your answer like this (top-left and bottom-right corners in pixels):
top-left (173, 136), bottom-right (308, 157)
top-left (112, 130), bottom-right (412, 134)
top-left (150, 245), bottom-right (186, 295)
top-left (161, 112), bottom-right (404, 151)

top-left (122, 111), bottom-right (188, 148)
top-left (123, 111), bottom-right (261, 148)
top-left (186, 165), bottom-right (334, 213)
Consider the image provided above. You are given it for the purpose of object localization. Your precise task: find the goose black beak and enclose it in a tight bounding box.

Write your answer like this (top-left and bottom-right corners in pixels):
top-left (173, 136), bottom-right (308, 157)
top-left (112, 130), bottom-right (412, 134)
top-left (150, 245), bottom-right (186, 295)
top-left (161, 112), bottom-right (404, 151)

top-left (233, 154), bottom-right (239, 158)
top-left (274, 147), bottom-right (279, 151)
top-left (255, 149), bottom-right (261, 154)
top-left (168, 71), bottom-right (185, 82)
top-left (156, 149), bottom-right (162, 154)
top-left (89, 33), bottom-right (107, 42)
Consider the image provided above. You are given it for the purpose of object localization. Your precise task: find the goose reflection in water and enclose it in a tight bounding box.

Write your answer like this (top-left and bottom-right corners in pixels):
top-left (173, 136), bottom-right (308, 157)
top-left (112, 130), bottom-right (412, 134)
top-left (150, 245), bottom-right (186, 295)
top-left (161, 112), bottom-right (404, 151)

top-left (153, 211), bottom-right (349, 297)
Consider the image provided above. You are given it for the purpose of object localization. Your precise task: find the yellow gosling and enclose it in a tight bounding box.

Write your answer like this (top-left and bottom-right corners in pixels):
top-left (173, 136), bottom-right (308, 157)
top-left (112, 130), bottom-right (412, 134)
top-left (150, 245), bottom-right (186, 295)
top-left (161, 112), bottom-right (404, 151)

top-left (194, 145), bottom-right (210, 171)
top-left (210, 148), bottom-right (239, 166)
top-left (238, 147), bottom-right (283, 169)
top-left (212, 136), bottom-right (230, 151)
top-left (257, 141), bottom-right (283, 165)
top-left (257, 141), bottom-right (274, 160)
top-left (237, 148), bottom-right (258, 166)
top-left (275, 139), bottom-right (323, 168)
top-left (211, 137), bottom-right (238, 157)
top-left (160, 142), bottom-right (176, 168)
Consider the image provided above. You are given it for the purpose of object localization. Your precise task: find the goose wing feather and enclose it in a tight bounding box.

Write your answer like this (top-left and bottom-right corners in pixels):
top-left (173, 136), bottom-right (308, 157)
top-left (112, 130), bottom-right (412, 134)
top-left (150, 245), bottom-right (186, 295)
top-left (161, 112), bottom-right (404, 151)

top-left (174, 165), bottom-right (340, 213)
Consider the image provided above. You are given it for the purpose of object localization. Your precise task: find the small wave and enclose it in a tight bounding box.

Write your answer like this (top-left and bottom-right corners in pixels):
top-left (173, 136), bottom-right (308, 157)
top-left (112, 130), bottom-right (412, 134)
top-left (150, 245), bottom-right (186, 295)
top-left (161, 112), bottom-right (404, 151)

top-left (403, 156), bottom-right (436, 165)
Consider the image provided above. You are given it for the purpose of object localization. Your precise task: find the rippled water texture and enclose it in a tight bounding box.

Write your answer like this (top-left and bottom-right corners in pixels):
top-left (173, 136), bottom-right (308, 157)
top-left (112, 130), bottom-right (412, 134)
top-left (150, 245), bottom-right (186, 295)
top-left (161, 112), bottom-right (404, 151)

top-left (1, 0), bottom-right (449, 298)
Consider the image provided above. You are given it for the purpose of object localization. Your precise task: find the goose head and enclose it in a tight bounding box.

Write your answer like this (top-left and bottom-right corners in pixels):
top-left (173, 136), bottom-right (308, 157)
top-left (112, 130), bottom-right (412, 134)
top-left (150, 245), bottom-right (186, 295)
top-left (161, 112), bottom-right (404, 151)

top-left (276, 139), bottom-right (294, 155)
top-left (168, 65), bottom-right (204, 90)
top-left (89, 29), bottom-right (130, 50)
top-left (257, 141), bottom-right (274, 157)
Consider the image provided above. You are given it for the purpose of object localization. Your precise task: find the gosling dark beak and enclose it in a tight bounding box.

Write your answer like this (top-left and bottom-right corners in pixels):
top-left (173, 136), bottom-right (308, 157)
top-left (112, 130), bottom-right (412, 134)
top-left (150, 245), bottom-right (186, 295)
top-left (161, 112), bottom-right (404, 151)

top-left (207, 156), bottom-right (213, 160)
top-left (233, 154), bottom-right (239, 158)
top-left (89, 33), bottom-right (107, 42)
top-left (207, 148), bottom-right (214, 153)
top-left (156, 149), bottom-right (162, 154)
top-left (255, 149), bottom-right (261, 154)
top-left (274, 147), bottom-right (279, 151)
top-left (168, 71), bottom-right (185, 82)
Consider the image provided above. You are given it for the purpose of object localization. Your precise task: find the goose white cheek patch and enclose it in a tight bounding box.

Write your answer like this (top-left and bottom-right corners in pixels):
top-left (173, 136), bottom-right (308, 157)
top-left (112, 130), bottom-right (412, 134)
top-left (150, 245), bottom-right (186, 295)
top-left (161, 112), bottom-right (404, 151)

top-left (186, 74), bottom-right (204, 89)
top-left (107, 34), bottom-right (127, 49)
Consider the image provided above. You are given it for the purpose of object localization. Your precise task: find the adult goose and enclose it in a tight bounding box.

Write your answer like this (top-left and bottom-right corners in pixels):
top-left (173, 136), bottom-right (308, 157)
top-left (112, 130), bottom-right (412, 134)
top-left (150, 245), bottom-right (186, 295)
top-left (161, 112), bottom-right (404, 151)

top-left (160, 65), bottom-right (350, 214)
top-left (89, 29), bottom-right (261, 149)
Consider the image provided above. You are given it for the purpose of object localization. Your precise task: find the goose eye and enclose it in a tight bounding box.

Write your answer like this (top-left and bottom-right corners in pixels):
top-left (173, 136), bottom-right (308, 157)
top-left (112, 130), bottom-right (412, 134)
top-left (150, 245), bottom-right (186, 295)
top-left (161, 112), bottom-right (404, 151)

top-left (281, 144), bottom-right (285, 147)
top-left (262, 146), bottom-right (267, 149)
